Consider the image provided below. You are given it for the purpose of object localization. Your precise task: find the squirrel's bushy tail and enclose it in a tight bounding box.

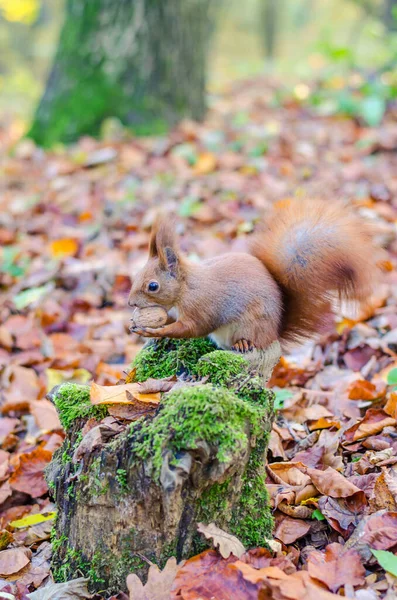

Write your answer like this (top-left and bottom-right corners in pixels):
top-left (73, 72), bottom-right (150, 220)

top-left (251, 199), bottom-right (379, 344)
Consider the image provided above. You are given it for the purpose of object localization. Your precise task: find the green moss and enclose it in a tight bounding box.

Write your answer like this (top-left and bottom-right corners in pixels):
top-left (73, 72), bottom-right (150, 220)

top-left (52, 383), bottom-right (108, 431)
top-left (229, 438), bottom-right (274, 547)
top-left (197, 479), bottom-right (231, 523)
top-left (158, 539), bottom-right (178, 569)
top-left (129, 384), bottom-right (263, 479)
top-left (234, 376), bottom-right (275, 411)
top-left (196, 351), bottom-right (249, 387)
top-left (116, 468), bottom-right (128, 492)
top-left (131, 338), bottom-right (216, 381)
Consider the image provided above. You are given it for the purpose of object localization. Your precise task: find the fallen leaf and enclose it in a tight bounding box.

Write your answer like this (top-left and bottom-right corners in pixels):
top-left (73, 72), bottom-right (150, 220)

top-left (197, 522), bottom-right (245, 559)
top-left (318, 493), bottom-right (367, 533)
top-left (274, 516), bottom-right (311, 544)
top-left (193, 152), bottom-right (217, 175)
top-left (0, 547), bottom-right (31, 576)
top-left (30, 400), bottom-right (61, 432)
top-left (137, 376), bottom-right (177, 394)
top-left (384, 392), bottom-right (397, 419)
top-left (49, 238), bottom-right (78, 258)
top-left (171, 550), bottom-right (259, 600)
top-left (348, 380), bottom-right (380, 401)
top-left (0, 418), bottom-right (19, 444)
top-left (371, 549), bottom-right (397, 577)
top-left (370, 470), bottom-right (397, 511)
top-left (27, 577), bottom-right (90, 599)
top-left (306, 467), bottom-right (362, 498)
top-left (307, 542), bottom-right (365, 592)
top-left (10, 511), bottom-right (56, 529)
top-left (344, 409), bottom-right (397, 442)
top-left (361, 511), bottom-right (397, 550)
top-left (0, 530), bottom-right (13, 551)
top-left (127, 557), bottom-right (178, 600)
top-left (90, 382), bottom-right (160, 405)
top-left (9, 447), bottom-right (52, 497)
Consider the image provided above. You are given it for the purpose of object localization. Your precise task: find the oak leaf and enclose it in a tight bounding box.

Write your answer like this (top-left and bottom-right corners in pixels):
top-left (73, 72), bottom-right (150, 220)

top-left (197, 522), bottom-right (245, 559)
top-left (127, 557), bottom-right (178, 600)
top-left (27, 577), bottom-right (90, 599)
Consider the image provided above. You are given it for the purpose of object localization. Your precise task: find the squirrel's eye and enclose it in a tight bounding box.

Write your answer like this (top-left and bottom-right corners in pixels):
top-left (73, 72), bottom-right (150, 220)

top-left (148, 281), bottom-right (159, 292)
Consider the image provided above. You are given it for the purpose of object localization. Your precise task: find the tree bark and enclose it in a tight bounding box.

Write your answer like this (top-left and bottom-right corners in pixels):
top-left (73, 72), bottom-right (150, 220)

top-left (384, 0), bottom-right (397, 30)
top-left (28, 0), bottom-right (211, 146)
top-left (47, 339), bottom-right (280, 594)
top-left (259, 0), bottom-right (280, 62)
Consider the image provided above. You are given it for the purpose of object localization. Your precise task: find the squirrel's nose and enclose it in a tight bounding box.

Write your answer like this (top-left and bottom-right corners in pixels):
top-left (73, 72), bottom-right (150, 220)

top-left (128, 298), bottom-right (137, 308)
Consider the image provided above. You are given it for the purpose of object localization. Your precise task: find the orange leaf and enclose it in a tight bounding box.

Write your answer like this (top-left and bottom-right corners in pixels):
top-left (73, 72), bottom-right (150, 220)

top-left (193, 152), bottom-right (217, 175)
top-left (49, 238), bottom-right (78, 258)
top-left (90, 382), bottom-right (160, 405)
top-left (384, 392), bottom-right (397, 419)
top-left (348, 380), bottom-right (379, 401)
top-left (9, 447), bottom-right (52, 497)
top-left (344, 409), bottom-right (397, 442)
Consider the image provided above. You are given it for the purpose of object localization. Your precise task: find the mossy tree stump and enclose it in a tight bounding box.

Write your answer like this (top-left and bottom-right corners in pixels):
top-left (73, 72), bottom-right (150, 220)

top-left (47, 338), bottom-right (280, 594)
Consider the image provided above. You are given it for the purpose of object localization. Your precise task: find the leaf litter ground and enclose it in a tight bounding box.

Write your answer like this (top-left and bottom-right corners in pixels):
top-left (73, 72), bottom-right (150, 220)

top-left (0, 76), bottom-right (397, 598)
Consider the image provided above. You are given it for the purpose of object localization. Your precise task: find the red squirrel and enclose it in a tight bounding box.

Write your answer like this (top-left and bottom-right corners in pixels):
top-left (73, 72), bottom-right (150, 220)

top-left (128, 199), bottom-right (377, 352)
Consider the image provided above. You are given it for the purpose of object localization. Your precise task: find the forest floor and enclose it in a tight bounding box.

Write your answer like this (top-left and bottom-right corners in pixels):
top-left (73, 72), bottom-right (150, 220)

top-left (0, 76), bottom-right (397, 599)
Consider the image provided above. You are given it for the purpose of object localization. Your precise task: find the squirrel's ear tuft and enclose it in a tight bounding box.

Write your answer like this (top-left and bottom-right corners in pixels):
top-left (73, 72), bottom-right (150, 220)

top-left (149, 227), bottom-right (158, 258)
top-left (149, 217), bottom-right (176, 259)
top-left (164, 246), bottom-right (179, 277)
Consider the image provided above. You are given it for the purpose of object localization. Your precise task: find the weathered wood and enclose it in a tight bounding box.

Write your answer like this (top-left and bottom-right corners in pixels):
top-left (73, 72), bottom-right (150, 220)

top-left (48, 338), bottom-right (280, 594)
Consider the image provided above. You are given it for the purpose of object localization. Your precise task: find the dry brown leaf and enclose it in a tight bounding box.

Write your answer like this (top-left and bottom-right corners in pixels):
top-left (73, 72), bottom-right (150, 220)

top-left (9, 447), bottom-right (52, 497)
top-left (138, 376), bottom-right (177, 394)
top-left (360, 511), bottom-right (397, 550)
top-left (30, 399), bottom-right (61, 432)
top-left (306, 467), bottom-right (362, 498)
top-left (127, 557), bottom-right (179, 600)
top-left (90, 382), bottom-right (160, 405)
top-left (319, 493), bottom-right (367, 533)
top-left (197, 522), bottom-right (245, 559)
top-left (274, 516), bottom-right (311, 544)
top-left (171, 550), bottom-right (260, 600)
top-left (27, 576), bottom-right (91, 599)
top-left (108, 402), bottom-right (158, 421)
top-left (231, 561), bottom-right (341, 599)
top-left (344, 409), bottom-right (397, 442)
top-left (0, 546), bottom-right (31, 576)
top-left (348, 380), bottom-right (381, 401)
top-left (307, 542), bottom-right (365, 592)
top-left (370, 471), bottom-right (397, 511)
top-left (384, 392), bottom-right (397, 419)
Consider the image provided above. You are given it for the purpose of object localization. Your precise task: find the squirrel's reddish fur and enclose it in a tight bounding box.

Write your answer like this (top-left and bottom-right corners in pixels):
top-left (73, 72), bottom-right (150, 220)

top-left (128, 200), bottom-right (378, 351)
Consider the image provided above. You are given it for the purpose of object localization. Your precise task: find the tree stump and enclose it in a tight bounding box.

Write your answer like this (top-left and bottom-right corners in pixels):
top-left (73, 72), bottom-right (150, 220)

top-left (47, 338), bottom-right (281, 594)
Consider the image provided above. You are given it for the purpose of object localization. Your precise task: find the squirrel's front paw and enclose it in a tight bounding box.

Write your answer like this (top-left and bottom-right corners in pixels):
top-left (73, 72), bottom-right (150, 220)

top-left (130, 325), bottom-right (165, 338)
top-left (232, 339), bottom-right (254, 353)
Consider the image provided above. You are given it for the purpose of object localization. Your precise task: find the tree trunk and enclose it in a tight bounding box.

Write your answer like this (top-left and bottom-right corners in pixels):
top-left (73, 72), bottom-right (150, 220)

top-left (28, 0), bottom-right (211, 147)
top-left (47, 338), bottom-right (281, 594)
top-left (384, 0), bottom-right (397, 30)
top-left (259, 0), bottom-right (280, 62)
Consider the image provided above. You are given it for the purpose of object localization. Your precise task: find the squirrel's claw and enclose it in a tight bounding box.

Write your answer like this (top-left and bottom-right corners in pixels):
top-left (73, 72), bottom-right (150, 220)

top-left (233, 339), bottom-right (254, 353)
top-left (130, 325), bottom-right (165, 338)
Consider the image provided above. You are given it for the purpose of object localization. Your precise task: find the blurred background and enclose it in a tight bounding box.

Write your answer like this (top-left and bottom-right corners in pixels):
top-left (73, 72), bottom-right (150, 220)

top-left (1, 0), bottom-right (397, 146)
